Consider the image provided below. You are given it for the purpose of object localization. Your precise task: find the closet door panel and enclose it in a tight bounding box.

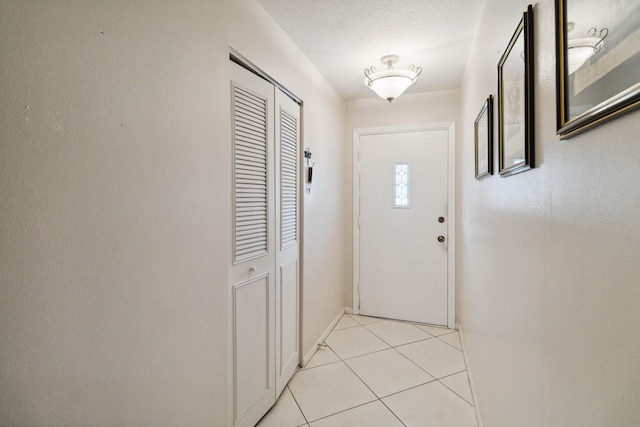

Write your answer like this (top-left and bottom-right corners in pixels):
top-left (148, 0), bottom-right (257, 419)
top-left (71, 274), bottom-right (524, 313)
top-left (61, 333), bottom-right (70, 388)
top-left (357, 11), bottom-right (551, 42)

top-left (275, 89), bottom-right (301, 396)
top-left (230, 62), bottom-right (276, 427)
top-left (233, 275), bottom-right (271, 420)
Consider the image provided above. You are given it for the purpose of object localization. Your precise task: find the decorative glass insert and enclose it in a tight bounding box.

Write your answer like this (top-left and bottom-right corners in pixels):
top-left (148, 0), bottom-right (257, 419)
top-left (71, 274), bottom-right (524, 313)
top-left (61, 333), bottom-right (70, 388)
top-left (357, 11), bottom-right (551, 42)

top-left (394, 162), bottom-right (410, 208)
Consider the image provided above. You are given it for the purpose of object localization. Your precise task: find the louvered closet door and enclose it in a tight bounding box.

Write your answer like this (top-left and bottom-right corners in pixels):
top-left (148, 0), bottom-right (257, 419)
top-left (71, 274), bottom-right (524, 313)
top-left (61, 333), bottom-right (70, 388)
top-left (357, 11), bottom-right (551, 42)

top-left (230, 62), bottom-right (276, 427)
top-left (275, 88), bottom-right (300, 396)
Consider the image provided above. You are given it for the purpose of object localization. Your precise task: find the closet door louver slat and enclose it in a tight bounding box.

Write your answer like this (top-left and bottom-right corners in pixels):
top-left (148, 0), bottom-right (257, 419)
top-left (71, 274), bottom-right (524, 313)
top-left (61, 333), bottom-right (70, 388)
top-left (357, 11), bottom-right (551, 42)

top-left (233, 84), bottom-right (269, 262)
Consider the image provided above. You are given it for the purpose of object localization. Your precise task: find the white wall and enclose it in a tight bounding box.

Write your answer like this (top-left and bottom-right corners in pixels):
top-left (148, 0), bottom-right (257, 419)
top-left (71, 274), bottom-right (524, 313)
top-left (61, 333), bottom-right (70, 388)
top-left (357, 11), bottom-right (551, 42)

top-left (347, 90), bottom-right (462, 129)
top-left (346, 90), bottom-right (461, 307)
top-left (458, 1), bottom-right (640, 425)
top-left (0, 1), bottom-right (348, 426)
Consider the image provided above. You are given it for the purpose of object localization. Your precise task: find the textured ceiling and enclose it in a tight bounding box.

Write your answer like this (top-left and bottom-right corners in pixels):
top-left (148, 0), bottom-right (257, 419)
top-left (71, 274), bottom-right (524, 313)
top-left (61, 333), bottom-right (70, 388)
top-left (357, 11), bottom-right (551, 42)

top-left (255, 0), bottom-right (484, 100)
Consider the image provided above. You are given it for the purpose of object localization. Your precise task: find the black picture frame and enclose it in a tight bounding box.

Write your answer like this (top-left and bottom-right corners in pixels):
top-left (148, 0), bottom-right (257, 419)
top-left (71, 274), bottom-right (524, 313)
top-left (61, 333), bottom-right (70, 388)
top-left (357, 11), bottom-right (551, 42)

top-left (555, 0), bottom-right (640, 139)
top-left (474, 95), bottom-right (493, 180)
top-left (498, 5), bottom-right (534, 177)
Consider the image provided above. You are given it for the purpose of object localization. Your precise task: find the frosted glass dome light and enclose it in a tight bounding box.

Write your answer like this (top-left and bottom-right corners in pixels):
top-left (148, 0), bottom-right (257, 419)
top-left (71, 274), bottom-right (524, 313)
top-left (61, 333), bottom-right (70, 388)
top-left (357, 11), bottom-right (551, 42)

top-left (364, 55), bottom-right (422, 103)
top-left (567, 27), bottom-right (608, 74)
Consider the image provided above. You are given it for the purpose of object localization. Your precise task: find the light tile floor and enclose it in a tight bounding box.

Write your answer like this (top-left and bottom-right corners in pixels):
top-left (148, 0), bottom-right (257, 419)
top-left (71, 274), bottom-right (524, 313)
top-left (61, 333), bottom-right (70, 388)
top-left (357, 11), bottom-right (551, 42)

top-left (257, 314), bottom-right (478, 427)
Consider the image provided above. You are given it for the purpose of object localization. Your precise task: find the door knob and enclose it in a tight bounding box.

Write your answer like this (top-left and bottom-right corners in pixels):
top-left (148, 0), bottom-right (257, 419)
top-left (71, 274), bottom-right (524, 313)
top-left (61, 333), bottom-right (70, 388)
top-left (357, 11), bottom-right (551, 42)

top-left (438, 217), bottom-right (445, 223)
top-left (437, 236), bottom-right (445, 243)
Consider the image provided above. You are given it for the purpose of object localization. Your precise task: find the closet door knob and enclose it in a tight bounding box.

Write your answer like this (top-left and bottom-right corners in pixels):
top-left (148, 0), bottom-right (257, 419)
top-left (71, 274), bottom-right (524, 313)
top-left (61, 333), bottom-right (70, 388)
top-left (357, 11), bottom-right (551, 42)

top-left (437, 236), bottom-right (445, 243)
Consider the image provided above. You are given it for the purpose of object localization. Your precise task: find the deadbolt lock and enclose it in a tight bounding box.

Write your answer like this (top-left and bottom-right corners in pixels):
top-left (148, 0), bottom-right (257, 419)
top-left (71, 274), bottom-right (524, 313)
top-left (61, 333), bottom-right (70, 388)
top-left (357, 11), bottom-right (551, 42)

top-left (438, 235), bottom-right (445, 243)
top-left (438, 217), bottom-right (445, 223)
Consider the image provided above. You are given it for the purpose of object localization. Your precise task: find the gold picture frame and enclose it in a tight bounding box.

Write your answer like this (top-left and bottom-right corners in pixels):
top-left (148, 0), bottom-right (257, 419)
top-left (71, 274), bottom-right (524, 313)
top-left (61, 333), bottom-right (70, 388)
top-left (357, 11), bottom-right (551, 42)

top-left (498, 5), bottom-right (534, 177)
top-left (556, 0), bottom-right (640, 138)
top-left (475, 95), bottom-right (493, 180)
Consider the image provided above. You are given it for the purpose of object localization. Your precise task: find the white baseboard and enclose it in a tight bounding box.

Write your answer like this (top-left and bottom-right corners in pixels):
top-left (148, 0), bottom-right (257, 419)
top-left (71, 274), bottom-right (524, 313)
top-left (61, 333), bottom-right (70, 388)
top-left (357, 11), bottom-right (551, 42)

top-left (301, 308), bottom-right (345, 367)
top-left (344, 307), bottom-right (353, 314)
top-left (458, 324), bottom-right (483, 427)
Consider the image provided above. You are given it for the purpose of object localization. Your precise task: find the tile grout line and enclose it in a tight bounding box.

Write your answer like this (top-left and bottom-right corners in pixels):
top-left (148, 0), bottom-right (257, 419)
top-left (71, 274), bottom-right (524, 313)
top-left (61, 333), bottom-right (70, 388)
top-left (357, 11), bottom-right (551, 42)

top-left (389, 342), bottom-right (439, 382)
top-left (332, 342), bottom-right (409, 427)
top-left (286, 384), bottom-right (310, 426)
top-left (314, 341), bottom-right (383, 423)
top-left (327, 320), bottom-right (440, 424)
top-left (323, 324), bottom-right (392, 360)
top-left (361, 322), bottom-right (439, 348)
top-left (431, 332), bottom-right (474, 405)
top-left (434, 331), bottom-right (464, 351)
top-left (434, 371), bottom-right (476, 407)
top-left (458, 324), bottom-right (484, 427)
top-left (332, 324), bottom-right (360, 331)
top-left (378, 398), bottom-right (408, 427)
top-left (387, 335), bottom-right (476, 408)
top-left (323, 319), bottom-right (413, 425)
top-left (377, 377), bottom-right (441, 400)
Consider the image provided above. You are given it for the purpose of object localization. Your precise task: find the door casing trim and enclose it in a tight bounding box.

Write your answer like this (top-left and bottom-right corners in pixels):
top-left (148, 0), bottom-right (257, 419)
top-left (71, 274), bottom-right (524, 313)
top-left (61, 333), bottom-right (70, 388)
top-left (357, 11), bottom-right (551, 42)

top-left (352, 122), bottom-right (456, 329)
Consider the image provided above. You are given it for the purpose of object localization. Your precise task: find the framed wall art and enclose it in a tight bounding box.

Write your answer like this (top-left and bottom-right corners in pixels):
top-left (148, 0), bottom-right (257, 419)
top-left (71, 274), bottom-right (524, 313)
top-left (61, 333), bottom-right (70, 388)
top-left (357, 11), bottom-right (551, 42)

top-left (498, 4), bottom-right (534, 177)
top-left (556, 0), bottom-right (640, 138)
top-left (474, 95), bottom-right (493, 179)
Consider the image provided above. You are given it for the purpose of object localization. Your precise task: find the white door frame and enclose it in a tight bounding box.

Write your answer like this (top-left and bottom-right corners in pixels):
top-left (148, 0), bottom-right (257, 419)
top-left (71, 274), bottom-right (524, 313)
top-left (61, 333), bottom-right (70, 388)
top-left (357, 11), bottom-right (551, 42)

top-left (352, 123), bottom-right (456, 329)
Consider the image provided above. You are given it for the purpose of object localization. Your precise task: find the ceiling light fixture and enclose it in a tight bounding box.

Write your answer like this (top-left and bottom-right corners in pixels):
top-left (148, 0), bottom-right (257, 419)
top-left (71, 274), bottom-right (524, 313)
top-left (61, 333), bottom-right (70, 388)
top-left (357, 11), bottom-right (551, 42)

top-left (567, 27), bottom-right (608, 74)
top-left (364, 55), bottom-right (422, 103)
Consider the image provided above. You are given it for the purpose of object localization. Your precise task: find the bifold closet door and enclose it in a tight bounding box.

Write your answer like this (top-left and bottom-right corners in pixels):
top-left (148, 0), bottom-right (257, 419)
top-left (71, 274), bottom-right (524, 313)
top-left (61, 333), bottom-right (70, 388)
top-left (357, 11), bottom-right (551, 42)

top-left (230, 62), bottom-right (276, 427)
top-left (230, 62), bottom-right (301, 427)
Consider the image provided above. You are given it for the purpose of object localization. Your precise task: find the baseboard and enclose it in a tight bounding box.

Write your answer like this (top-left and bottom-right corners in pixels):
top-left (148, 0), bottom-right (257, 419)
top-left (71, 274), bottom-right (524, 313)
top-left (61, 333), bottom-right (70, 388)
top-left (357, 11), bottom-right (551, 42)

top-left (457, 324), bottom-right (484, 427)
top-left (344, 306), bottom-right (353, 314)
top-left (301, 308), bottom-right (345, 367)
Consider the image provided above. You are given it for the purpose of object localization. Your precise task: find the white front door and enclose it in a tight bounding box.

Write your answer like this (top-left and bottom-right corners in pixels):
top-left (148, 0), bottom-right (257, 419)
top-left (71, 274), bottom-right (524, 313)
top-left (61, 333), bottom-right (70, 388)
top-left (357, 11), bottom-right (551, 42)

top-left (355, 124), bottom-right (454, 326)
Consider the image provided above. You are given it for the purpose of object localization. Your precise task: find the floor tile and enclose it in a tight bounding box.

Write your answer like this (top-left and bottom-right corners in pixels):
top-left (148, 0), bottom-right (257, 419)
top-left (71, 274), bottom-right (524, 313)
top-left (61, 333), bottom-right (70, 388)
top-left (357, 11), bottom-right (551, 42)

top-left (415, 324), bottom-right (456, 336)
top-left (383, 381), bottom-right (477, 427)
top-left (438, 330), bottom-right (462, 350)
top-left (301, 345), bottom-right (340, 370)
top-left (347, 314), bottom-right (385, 325)
top-left (325, 325), bottom-right (390, 360)
top-left (333, 314), bottom-right (359, 330)
top-left (440, 371), bottom-right (474, 405)
top-left (345, 348), bottom-right (434, 397)
top-left (256, 387), bottom-right (307, 427)
top-left (309, 401), bottom-right (404, 427)
top-left (271, 316), bottom-right (479, 427)
top-left (396, 338), bottom-right (466, 379)
top-left (288, 361), bottom-right (377, 422)
top-left (364, 320), bottom-right (432, 347)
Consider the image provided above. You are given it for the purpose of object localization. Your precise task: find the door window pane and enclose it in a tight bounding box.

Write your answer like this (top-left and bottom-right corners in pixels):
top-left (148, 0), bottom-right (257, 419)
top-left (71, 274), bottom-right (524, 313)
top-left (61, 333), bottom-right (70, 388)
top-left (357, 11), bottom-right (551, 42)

top-left (394, 162), bottom-right (410, 208)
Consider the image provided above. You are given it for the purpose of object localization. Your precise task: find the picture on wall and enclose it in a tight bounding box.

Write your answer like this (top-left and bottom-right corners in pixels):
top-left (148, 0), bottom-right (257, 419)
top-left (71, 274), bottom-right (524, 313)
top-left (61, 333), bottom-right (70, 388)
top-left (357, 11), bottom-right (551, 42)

top-left (498, 4), bottom-right (534, 177)
top-left (474, 95), bottom-right (493, 179)
top-left (555, 0), bottom-right (640, 138)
